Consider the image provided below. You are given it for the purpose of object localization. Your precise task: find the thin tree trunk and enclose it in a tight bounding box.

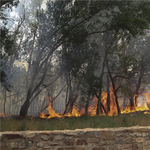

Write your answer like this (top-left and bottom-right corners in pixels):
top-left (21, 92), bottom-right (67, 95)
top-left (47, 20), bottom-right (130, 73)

top-left (125, 79), bottom-right (134, 109)
top-left (85, 94), bottom-right (90, 115)
top-left (123, 95), bottom-right (126, 110)
top-left (63, 96), bottom-right (77, 114)
top-left (19, 61), bottom-right (48, 118)
top-left (96, 52), bottom-right (106, 115)
top-left (96, 88), bottom-right (103, 115)
top-left (63, 72), bottom-right (74, 114)
top-left (9, 92), bottom-right (12, 115)
top-left (106, 52), bottom-right (121, 115)
top-left (19, 87), bottom-right (32, 118)
top-left (114, 90), bottom-right (120, 114)
top-left (134, 65), bottom-right (144, 107)
top-left (96, 94), bottom-right (107, 115)
top-left (101, 101), bottom-right (107, 115)
top-left (63, 86), bottom-right (78, 115)
top-left (134, 96), bottom-right (138, 107)
top-left (65, 85), bottom-right (69, 107)
top-left (16, 94), bottom-right (19, 115)
top-left (4, 89), bottom-right (6, 114)
top-left (129, 97), bottom-right (134, 108)
top-left (106, 74), bottom-right (110, 114)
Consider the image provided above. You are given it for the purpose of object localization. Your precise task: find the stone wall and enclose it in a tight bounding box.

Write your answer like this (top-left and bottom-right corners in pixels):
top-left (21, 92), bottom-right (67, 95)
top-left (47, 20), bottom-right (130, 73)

top-left (0, 126), bottom-right (150, 150)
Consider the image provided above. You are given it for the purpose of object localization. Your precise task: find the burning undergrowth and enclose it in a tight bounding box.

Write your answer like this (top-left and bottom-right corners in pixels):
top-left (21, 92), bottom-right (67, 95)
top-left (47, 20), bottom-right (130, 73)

top-left (39, 92), bottom-right (150, 119)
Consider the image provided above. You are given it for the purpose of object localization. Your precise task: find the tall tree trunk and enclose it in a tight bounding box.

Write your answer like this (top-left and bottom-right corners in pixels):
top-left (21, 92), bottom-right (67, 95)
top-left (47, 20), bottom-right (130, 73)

top-left (106, 52), bottom-right (121, 115)
top-left (123, 95), bottom-right (126, 110)
top-left (19, 61), bottom-right (48, 118)
top-left (16, 94), bottom-right (19, 115)
top-left (4, 89), bottom-right (6, 114)
top-left (63, 74), bottom-right (74, 114)
top-left (65, 81), bottom-right (69, 107)
top-left (96, 94), bottom-right (107, 115)
top-left (63, 96), bottom-right (77, 114)
top-left (125, 79), bottom-right (134, 109)
top-left (134, 96), bottom-right (138, 107)
top-left (129, 97), bottom-right (134, 108)
top-left (96, 52), bottom-right (105, 115)
top-left (134, 65), bottom-right (144, 107)
top-left (9, 92), bottom-right (12, 115)
top-left (106, 74), bottom-right (110, 114)
top-left (114, 90), bottom-right (120, 114)
top-left (19, 87), bottom-right (32, 118)
top-left (85, 94), bottom-right (90, 115)
top-left (96, 88), bottom-right (103, 115)
top-left (20, 100), bottom-right (30, 118)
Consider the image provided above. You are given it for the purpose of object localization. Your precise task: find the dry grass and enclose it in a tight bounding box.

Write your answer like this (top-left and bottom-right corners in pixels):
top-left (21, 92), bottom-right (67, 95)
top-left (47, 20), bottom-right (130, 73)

top-left (1, 113), bottom-right (150, 132)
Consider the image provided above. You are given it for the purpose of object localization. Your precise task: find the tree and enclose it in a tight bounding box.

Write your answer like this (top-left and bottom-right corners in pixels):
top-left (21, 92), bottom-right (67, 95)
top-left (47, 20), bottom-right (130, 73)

top-left (19, 0), bottom-right (113, 117)
top-left (120, 32), bottom-right (150, 109)
top-left (0, 0), bottom-right (20, 91)
top-left (101, 1), bottom-right (150, 113)
top-left (1, 0), bottom-right (149, 117)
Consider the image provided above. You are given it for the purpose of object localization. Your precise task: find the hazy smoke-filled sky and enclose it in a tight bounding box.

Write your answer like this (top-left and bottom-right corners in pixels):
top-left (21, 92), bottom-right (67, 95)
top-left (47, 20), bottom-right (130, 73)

top-left (6, 0), bottom-right (48, 30)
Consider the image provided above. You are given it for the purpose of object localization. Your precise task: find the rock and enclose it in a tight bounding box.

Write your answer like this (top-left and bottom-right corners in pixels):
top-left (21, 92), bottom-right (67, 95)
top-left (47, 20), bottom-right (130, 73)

top-left (41, 134), bottom-right (49, 141)
top-left (76, 139), bottom-right (88, 145)
top-left (64, 140), bottom-right (74, 146)
top-left (23, 133), bottom-right (35, 138)
top-left (37, 142), bottom-right (44, 147)
top-left (88, 138), bottom-right (99, 143)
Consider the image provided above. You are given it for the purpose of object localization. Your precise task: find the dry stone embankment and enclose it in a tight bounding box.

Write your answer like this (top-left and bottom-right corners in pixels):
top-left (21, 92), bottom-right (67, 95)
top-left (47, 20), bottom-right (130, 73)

top-left (1, 126), bottom-right (150, 150)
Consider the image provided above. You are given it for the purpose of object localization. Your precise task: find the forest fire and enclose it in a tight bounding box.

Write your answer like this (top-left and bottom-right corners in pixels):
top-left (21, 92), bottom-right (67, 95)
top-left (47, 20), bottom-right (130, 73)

top-left (0, 113), bottom-right (6, 117)
top-left (39, 97), bottom-right (82, 119)
top-left (121, 104), bottom-right (150, 114)
top-left (39, 91), bottom-right (150, 119)
top-left (40, 105), bottom-right (82, 119)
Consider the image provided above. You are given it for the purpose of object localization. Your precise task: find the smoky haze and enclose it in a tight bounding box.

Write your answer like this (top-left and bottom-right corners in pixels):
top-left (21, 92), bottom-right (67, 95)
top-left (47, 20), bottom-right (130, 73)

top-left (0, 0), bottom-right (150, 117)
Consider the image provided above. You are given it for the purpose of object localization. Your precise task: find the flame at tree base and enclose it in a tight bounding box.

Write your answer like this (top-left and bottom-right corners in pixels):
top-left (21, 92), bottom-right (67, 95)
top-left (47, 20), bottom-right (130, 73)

top-left (121, 103), bottom-right (150, 114)
top-left (39, 98), bottom-right (83, 119)
top-left (39, 93), bottom-right (150, 119)
top-left (39, 106), bottom-right (82, 119)
top-left (39, 102), bottom-right (150, 119)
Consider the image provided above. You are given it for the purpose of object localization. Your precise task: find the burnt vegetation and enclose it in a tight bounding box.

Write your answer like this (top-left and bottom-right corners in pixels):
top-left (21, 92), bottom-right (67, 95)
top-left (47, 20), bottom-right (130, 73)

top-left (0, 0), bottom-right (150, 120)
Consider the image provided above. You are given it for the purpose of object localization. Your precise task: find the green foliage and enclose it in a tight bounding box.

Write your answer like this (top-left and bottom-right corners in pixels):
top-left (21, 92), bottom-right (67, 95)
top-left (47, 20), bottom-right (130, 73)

top-left (0, 28), bottom-right (15, 57)
top-left (50, 0), bottom-right (150, 104)
top-left (0, 0), bottom-right (19, 24)
top-left (1, 0), bottom-right (150, 116)
top-left (111, 1), bottom-right (150, 38)
top-left (0, 0), bottom-right (19, 91)
top-left (0, 0), bottom-right (18, 9)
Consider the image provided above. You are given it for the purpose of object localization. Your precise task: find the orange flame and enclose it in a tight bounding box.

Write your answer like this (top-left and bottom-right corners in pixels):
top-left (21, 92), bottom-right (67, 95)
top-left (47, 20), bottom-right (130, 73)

top-left (121, 93), bottom-right (150, 114)
top-left (0, 113), bottom-right (5, 117)
top-left (39, 91), bottom-right (150, 119)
